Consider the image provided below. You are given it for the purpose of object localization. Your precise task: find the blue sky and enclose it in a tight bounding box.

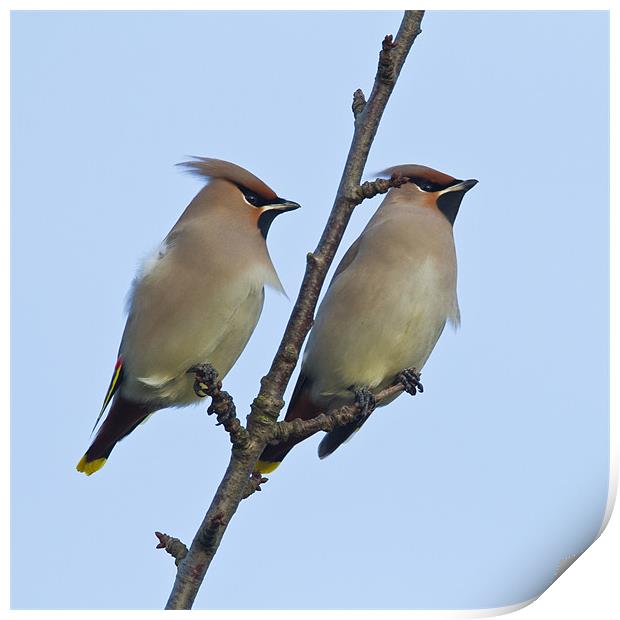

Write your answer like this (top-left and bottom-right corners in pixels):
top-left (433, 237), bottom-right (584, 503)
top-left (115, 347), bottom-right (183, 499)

top-left (11, 10), bottom-right (609, 610)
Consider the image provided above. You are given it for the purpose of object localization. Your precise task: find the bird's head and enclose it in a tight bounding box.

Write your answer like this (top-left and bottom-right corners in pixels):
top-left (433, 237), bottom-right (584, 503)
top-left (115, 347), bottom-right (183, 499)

top-left (381, 164), bottom-right (478, 225)
top-left (178, 157), bottom-right (301, 238)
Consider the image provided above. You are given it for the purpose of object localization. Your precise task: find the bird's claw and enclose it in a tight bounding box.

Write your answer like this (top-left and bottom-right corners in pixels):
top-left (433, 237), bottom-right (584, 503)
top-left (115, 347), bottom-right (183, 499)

top-left (188, 363), bottom-right (220, 398)
top-left (351, 386), bottom-right (376, 419)
top-left (398, 368), bottom-right (423, 396)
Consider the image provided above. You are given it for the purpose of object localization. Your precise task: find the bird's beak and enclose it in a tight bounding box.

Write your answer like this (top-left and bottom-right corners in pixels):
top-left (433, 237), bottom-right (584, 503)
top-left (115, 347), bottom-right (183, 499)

top-left (257, 198), bottom-right (300, 239)
top-left (441, 179), bottom-right (478, 194)
top-left (266, 198), bottom-right (301, 213)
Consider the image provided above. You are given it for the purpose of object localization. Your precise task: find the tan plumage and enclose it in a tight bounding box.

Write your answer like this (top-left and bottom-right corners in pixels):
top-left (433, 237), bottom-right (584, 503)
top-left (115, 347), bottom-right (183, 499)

top-left (77, 158), bottom-right (300, 475)
top-left (258, 164), bottom-right (477, 471)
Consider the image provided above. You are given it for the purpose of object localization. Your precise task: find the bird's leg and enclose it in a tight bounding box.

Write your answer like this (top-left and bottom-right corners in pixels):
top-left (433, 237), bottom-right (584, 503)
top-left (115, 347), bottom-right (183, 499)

top-left (398, 367), bottom-right (424, 396)
top-left (188, 363), bottom-right (220, 398)
top-left (351, 386), bottom-right (376, 419)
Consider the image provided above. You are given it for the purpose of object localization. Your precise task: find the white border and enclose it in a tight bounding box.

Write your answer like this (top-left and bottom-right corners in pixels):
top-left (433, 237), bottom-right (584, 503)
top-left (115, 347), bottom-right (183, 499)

top-left (2, 2), bottom-right (616, 10)
top-left (4, 3), bottom-right (616, 618)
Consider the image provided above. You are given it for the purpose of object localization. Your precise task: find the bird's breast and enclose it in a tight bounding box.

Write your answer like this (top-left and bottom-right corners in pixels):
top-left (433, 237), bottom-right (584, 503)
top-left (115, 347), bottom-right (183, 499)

top-left (303, 218), bottom-right (458, 404)
top-left (118, 226), bottom-right (274, 405)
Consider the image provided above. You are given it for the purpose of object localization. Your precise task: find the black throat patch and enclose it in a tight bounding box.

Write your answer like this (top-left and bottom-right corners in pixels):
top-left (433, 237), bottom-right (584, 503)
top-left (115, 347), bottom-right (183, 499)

top-left (257, 210), bottom-right (281, 239)
top-left (436, 189), bottom-right (467, 226)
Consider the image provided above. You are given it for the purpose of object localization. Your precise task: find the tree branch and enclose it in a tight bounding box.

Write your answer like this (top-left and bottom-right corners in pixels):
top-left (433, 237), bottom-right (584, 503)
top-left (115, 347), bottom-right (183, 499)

top-left (241, 471), bottom-right (269, 499)
top-left (251, 11), bottom-right (424, 419)
top-left (354, 172), bottom-right (413, 204)
top-left (155, 532), bottom-right (188, 567)
top-left (189, 364), bottom-right (250, 449)
top-left (164, 11), bottom-right (425, 610)
top-left (378, 34), bottom-right (398, 84)
top-left (207, 389), bottom-right (248, 448)
top-left (269, 381), bottom-right (407, 447)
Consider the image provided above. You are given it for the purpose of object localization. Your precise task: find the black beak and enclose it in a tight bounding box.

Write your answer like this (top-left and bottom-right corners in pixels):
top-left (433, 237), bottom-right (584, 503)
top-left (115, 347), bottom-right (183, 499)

top-left (258, 198), bottom-right (300, 239)
top-left (447, 179), bottom-right (478, 193)
top-left (271, 198), bottom-right (301, 212)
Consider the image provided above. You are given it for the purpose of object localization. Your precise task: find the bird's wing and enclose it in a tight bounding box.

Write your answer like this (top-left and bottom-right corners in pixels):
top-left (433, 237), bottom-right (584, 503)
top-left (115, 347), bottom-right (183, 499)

top-left (120, 234), bottom-right (266, 390)
top-left (91, 356), bottom-right (124, 434)
top-left (329, 237), bottom-right (361, 285)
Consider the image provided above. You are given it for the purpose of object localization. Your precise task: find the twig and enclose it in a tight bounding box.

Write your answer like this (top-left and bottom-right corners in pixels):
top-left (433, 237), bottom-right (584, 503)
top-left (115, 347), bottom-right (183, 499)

top-left (164, 11), bottom-right (425, 610)
top-left (241, 472), bottom-right (269, 499)
top-left (269, 381), bottom-right (407, 447)
top-left (354, 173), bottom-right (413, 204)
top-left (189, 364), bottom-right (250, 449)
top-left (207, 389), bottom-right (248, 448)
top-left (155, 532), bottom-right (188, 567)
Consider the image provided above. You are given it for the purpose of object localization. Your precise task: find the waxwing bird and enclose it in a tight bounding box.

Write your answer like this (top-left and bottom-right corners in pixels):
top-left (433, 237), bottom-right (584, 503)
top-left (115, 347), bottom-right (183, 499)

top-left (77, 158), bottom-right (300, 475)
top-left (257, 164), bottom-right (477, 473)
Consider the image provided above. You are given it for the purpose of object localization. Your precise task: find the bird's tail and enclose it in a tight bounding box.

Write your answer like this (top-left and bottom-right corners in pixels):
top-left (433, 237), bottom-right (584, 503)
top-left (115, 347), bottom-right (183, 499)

top-left (317, 418), bottom-right (366, 459)
top-left (76, 395), bottom-right (151, 475)
top-left (256, 376), bottom-right (319, 474)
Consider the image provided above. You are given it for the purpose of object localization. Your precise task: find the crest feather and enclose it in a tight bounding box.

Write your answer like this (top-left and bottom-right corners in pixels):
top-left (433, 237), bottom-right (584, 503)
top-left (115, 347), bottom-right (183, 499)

top-left (178, 157), bottom-right (278, 200)
top-left (380, 164), bottom-right (456, 188)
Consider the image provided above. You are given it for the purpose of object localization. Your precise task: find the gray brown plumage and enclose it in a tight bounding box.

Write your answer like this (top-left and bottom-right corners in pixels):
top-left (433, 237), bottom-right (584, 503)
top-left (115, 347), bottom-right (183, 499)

top-left (258, 164), bottom-right (477, 472)
top-left (77, 158), bottom-right (300, 475)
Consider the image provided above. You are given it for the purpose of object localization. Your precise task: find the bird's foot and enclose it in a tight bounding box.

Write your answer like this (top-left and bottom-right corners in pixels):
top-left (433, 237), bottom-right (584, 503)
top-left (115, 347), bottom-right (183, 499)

top-left (187, 363), bottom-right (220, 398)
top-left (398, 368), bottom-right (424, 396)
top-left (351, 386), bottom-right (376, 419)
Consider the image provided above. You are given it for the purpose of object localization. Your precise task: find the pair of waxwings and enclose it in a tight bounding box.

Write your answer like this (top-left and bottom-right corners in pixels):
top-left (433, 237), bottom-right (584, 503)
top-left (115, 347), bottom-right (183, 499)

top-left (76, 158), bottom-right (477, 476)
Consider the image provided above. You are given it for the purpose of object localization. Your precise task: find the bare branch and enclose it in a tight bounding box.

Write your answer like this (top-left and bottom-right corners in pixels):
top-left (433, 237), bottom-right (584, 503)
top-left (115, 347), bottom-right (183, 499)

top-left (207, 390), bottom-right (248, 448)
top-left (164, 11), bottom-right (425, 610)
top-left (189, 364), bottom-right (250, 449)
top-left (354, 173), bottom-right (413, 204)
top-left (241, 471), bottom-right (269, 499)
top-left (377, 34), bottom-right (398, 84)
top-left (251, 9), bottom-right (425, 427)
top-left (269, 381), bottom-right (408, 447)
top-left (155, 532), bottom-right (188, 567)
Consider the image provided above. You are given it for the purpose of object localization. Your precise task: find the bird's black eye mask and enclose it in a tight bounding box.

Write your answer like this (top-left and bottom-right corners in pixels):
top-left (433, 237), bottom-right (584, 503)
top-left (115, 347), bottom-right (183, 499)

top-left (409, 177), bottom-right (463, 193)
top-left (407, 178), bottom-right (468, 225)
top-left (237, 185), bottom-right (269, 207)
top-left (436, 180), bottom-right (469, 226)
top-left (239, 186), bottom-right (274, 208)
top-left (238, 185), bottom-right (294, 239)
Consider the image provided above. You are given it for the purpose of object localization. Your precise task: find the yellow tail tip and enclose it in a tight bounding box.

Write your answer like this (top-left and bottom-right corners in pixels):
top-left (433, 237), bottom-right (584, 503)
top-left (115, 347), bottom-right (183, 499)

top-left (255, 459), bottom-right (281, 474)
top-left (76, 454), bottom-right (107, 476)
